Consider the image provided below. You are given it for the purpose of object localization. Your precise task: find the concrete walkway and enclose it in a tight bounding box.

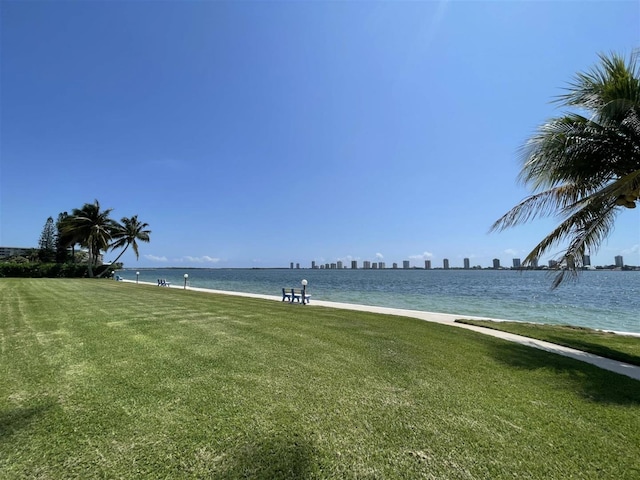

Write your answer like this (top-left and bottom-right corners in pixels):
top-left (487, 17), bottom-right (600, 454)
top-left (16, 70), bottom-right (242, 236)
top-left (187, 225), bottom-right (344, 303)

top-left (132, 281), bottom-right (640, 381)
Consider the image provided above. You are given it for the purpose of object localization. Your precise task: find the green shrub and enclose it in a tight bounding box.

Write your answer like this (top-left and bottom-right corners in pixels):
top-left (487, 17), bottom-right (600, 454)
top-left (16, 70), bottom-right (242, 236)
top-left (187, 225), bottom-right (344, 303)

top-left (0, 262), bottom-right (89, 278)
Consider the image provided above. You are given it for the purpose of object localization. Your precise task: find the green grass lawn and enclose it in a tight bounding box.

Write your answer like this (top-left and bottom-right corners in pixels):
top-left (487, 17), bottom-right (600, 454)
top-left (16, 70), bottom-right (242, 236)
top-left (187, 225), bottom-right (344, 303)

top-left (1, 279), bottom-right (639, 479)
top-left (455, 319), bottom-right (640, 367)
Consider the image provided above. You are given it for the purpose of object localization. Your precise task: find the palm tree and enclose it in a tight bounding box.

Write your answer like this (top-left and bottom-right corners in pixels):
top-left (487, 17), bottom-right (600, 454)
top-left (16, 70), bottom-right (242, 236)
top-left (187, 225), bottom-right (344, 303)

top-left (491, 52), bottom-right (640, 287)
top-left (63, 200), bottom-right (118, 277)
top-left (98, 215), bottom-right (151, 277)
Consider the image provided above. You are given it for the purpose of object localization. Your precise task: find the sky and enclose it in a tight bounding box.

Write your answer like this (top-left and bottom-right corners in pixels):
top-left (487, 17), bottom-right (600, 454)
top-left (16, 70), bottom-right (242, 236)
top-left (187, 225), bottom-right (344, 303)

top-left (1, 0), bottom-right (639, 269)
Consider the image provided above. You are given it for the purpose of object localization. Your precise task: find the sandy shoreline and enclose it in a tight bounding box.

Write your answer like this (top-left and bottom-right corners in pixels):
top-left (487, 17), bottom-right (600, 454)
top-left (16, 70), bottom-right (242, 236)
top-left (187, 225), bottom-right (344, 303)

top-left (123, 279), bottom-right (640, 381)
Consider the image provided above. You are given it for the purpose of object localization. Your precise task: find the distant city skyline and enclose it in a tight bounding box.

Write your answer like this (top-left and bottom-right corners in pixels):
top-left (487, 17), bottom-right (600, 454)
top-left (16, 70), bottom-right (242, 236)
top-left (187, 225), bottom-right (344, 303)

top-left (298, 255), bottom-right (633, 270)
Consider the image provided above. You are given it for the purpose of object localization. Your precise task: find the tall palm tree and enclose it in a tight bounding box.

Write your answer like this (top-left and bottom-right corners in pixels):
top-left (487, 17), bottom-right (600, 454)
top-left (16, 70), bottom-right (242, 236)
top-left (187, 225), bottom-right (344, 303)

top-left (491, 52), bottom-right (640, 287)
top-left (63, 200), bottom-right (118, 277)
top-left (98, 215), bottom-right (151, 277)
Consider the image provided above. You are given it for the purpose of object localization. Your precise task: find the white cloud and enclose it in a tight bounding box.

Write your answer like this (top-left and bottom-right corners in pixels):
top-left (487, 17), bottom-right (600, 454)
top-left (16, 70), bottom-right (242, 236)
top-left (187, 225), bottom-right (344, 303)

top-left (337, 255), bottom-right (360, 263)
top-left (375, 252), bottom-right (384, 260)
top-left (181, 256), bottom-right (221, 263)
top-left (409, 251), bottom-right (433, 260)
top-left (144, 254), bottom-right (168, 262)
top-left (621, 244), bottom-right (640, 255)
top-left (504, 248), bottom-right (520, 256)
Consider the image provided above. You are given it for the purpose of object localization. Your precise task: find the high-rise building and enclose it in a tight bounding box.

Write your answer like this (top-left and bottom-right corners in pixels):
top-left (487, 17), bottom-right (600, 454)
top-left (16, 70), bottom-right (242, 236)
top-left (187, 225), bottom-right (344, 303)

top-left (615, 255), bottom-right (624, 267)
top-left (363, 261), bottom-right (371, 269)
top-left (372, 263), bottom-right (378, 269)
top-left (548, 260), bottom-right (558, 268)
top-left (351, 260), bottom-right (358, 269)
top-left (392, 263), bottom-right (398, 269)
top-left (379, 262), bottom-right (386, 269)
top-left (443, 259), bottom-right (450, 270)
top-left (582, 255), bottom-right (591, 266)
top-left (463, 258), bottom-right (470, 269)
top-left (311, 261), bottom-right (316, 269)
top-left (337, 261), bottom-right (343, 269)
top-left (424, 260), bottom-right (431, 270)
top-left (290, 262), bottom-right (294, 269)
top-left (403, 260), bottom-right (410, 269)
top-left (531, 257), bottom-right (538, 268)
top-left (513, 258), bottom-right (521, 268)
top-left (296, 263), bottom-right (300, 269)
top-left (493, 258), bottom-right (501, 269)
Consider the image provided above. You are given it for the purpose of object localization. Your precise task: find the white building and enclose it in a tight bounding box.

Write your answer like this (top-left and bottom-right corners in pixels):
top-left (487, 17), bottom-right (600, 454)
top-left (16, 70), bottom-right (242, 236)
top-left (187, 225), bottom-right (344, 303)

top-left (0, 246), bottom-right (32, 258)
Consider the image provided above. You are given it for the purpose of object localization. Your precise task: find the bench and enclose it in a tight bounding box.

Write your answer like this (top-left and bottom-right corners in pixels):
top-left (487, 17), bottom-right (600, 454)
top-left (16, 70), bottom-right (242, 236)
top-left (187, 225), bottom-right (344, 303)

top-left (157, 279), bottom-right (171, 287)
top-left (282, 288), bottom-right (311, 304)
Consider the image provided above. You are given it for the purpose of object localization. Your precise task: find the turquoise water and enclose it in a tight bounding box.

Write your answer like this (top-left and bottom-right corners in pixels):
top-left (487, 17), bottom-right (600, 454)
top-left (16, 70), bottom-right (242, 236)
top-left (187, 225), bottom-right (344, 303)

top-left (120, 268), bottom-right (640, 334)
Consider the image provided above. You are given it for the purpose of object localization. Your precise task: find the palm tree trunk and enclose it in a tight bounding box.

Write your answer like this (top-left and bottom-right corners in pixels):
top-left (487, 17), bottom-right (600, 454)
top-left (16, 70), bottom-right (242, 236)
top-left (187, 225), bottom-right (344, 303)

top-left (97, 245), bottom-right (129, 278)
top-left (87, 244), bottom-right (97, 278)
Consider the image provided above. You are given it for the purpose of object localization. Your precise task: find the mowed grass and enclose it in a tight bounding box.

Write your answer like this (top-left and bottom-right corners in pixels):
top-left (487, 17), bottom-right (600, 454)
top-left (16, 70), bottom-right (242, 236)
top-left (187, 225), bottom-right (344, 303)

top-left (1, 279), bottom-right (639, 479)
top-left (456, 319), bottom-right (640, 367)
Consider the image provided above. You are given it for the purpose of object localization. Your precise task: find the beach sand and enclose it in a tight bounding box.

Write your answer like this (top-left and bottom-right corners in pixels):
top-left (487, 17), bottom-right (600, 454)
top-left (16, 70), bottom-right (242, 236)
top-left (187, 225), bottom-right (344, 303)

top-left (129, 280), bottom-right (640, 381)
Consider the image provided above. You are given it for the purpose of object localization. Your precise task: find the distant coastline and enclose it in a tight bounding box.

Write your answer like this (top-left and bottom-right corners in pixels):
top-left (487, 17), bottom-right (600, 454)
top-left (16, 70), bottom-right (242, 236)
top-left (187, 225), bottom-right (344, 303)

top-left (124, 266), bottom-right (640, 272)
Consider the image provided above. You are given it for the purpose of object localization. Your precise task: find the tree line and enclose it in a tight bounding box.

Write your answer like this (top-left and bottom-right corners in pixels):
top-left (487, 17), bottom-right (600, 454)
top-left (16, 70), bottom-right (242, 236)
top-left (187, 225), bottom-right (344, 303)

top-left (4, 200), bottom-right (150, 278)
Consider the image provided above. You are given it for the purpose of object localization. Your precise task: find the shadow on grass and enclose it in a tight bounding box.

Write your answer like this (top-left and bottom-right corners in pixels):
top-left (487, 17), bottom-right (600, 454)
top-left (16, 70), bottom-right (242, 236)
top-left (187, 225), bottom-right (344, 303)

top-left (489, 342), bottom-right (640, 405)
top-left (544, 335), bottom-right (640, 367)
top-left (0, 403), bottom-right (54, 441)
top-left (456, 320), bottom-right (640, 367)
top-left (215, 433), bottom-right (318, 479)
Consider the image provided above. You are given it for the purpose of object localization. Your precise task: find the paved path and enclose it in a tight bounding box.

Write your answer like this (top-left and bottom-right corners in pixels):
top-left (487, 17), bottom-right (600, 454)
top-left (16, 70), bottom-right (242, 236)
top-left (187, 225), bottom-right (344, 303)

top-left (132, 281), bottom-right (640, 381)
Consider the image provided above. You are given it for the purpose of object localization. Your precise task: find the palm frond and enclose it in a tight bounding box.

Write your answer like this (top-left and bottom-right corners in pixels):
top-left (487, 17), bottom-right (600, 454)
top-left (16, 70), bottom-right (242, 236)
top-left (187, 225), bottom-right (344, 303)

top-left (521, 192), bottom-right (619, 288)
top-left (108, 215), bottom-right (151, 261)
top-left (490, 183), bottom-right (589, 232)
top-left (493, 52), bottom-right (640, 287)
top-left (556, 52), bottom-right (640, 113)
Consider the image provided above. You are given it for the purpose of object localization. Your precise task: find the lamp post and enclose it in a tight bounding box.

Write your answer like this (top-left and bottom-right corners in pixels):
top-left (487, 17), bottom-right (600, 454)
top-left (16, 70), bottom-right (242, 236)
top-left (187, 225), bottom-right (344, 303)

top-left (184, 273), bottom-right (189, 290)
top-left (111, 270), bottom-right (115, 280)
top-left (136, 271), bottom-right (140, 284)
top-left (301, 279), bottom-right (308, 305)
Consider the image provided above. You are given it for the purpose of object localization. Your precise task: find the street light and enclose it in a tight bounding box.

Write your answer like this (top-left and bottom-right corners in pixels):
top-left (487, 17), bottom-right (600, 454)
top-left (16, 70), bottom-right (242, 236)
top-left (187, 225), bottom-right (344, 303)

top-left (111, 270), bottom-right (115, 280)
top-left (301, 279), bottom-right (308, 305)
top-left (136, 271), bottom-right (140, 284)
top-left (184, 273), bottom-right (189, 289)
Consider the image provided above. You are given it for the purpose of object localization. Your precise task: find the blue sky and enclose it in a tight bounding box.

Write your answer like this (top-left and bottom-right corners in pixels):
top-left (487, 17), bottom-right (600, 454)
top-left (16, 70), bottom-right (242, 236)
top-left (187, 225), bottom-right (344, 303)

top-left (1, 0), bottom-right (639, 269)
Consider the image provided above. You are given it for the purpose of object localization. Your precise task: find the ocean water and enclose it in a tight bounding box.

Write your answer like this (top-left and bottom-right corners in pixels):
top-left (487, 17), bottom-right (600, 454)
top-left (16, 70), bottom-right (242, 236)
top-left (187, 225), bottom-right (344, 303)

top-left (120, 268), bottom-right (640, 334)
